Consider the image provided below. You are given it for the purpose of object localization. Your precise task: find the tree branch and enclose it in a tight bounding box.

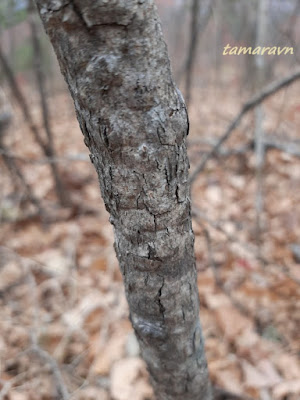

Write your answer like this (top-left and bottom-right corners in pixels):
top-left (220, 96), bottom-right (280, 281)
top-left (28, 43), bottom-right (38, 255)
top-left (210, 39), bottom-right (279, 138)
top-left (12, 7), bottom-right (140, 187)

top-left (189, 67), bottom-right (300, 184)
top-left (0, 149), bottom-right (89, 164)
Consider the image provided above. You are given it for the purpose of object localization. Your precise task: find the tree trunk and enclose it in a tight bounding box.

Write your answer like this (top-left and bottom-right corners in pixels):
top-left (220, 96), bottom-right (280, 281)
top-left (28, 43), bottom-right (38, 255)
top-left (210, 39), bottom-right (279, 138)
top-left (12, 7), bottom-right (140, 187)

top-left (35, 1), bottom-right (211, 399)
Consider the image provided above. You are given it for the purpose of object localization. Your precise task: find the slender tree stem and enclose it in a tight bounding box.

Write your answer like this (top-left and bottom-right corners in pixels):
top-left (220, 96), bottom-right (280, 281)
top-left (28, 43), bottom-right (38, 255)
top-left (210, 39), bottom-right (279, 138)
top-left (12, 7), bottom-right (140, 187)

top-left (35, 1), bottom-right (212, 399)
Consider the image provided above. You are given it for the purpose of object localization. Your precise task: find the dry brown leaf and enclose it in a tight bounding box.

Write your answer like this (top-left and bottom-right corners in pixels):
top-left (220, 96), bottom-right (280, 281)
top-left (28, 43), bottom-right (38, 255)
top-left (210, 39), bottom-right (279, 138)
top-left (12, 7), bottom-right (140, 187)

top-left (242, 359), bottom-right (282, 389)
top-left (203, 293), bottom-right (231, 310)
top-left (90, 257), bottom-right (108, 272)
top-left (36, 249), bottom-right (72, 276)
top-left (8, 391), bottom-right (28, 400)
top-left (74, 386), bottom-right (109, 400)
top-left (63, 291), bottom-right (107, 330)
top-left (257, 359), bottom-right (282, 385)
top-left (273, 379), bottom-right (300, 399)
top-left (214, 368), bottom-right (243, 395)
top-left (215, 305), bottom-right (253, 341)
top-left (91, 332), bottom-right (127, 376)
top-left (110, 357), bottom-right (153, 400)
top-left (205, 185), bottom-right (223, 207)
top-left (7, 326), bottom-right (29, 349)
top-left (38, 323), bottom-right (65, 354)
top-left (0, 261), bottom-right (23, 291)
top-left (273, 354), bottom-right (300, 380)
top-left (84, 308), bottom-right (105, 334)
top-left (235, 330), bottom-right (273, 362)
top-left (197, 270), bottom-right (215, 296)
top-left (205, 338), bottom-right (229, 362)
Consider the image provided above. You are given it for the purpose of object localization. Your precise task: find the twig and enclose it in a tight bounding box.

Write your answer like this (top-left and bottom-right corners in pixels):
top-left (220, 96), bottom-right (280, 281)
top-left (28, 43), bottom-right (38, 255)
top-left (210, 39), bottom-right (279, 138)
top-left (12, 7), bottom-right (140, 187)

top-left (269, 0), bottom-right (300, 64)
top-left (0, 45), bottom-right (68, 207)
top-left (28, 2), bottom-right (69, 206)
top-left (194, 209), bottom-right (298, 353)
top-left (0, 373), bottom-right (27, 400)
top-left (0, 149), bottom-right (90, 164)
top-left (253, 0), bottom-right (269, 248)
top-left (264, 136), bottom-right (300, 157)
top-left (0, 46), bottom-right (46, 150)
top-left (185, 0), bottom-right (201, 107)
top-left (189, 67), bottom-right (300, 184)
top-left (0, 87), bottom-right (45, 219)
top-left (176, 0), bottom-right (213, 88)
top-left (0, 141), bottom-right (46, 218)
top-left (25, 256), bottom-right (70, 400)
top-left (189, 136), bottom-right (300, 158)
top-left (192, 207), bottom-right (256, 255)
top-left (192, 207), bottom-right (300, 286)
top-left (30, 342), bottom-right (70, 400)
top-left (198, 217), bottom-right (252, 318)
top-left (0, 380), bottom-right (12, 400)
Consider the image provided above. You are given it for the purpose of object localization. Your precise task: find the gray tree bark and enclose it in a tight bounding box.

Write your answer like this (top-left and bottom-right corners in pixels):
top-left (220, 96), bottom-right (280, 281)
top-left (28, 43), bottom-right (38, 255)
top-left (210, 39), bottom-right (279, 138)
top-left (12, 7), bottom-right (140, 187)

top-left (34, 1), bottom-right (211, 399)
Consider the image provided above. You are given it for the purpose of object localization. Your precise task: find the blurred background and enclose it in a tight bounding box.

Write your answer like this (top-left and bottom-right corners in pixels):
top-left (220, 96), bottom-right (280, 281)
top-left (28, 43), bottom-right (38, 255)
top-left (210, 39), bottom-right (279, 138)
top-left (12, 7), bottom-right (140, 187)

top-left (0, 1), bottom-right (299, 399)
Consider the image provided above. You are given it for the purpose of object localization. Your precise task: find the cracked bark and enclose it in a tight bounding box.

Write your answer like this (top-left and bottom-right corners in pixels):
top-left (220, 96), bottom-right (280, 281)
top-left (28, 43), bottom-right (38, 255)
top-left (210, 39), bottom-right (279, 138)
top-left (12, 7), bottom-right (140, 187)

top-left (34, 1), bottom-right (211, 399)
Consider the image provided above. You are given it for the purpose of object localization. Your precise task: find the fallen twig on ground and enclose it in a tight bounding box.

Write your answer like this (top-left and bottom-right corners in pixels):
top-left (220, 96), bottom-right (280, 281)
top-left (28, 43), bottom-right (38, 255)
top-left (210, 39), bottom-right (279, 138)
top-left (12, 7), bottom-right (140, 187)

top-left (30, 341), bottom-right (70, 400)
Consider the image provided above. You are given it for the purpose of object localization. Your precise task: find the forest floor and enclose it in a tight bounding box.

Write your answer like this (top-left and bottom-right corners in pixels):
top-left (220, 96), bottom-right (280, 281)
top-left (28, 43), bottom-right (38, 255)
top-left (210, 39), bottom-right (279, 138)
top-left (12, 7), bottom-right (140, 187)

top-left (0, 81), bottom-right (300, 400)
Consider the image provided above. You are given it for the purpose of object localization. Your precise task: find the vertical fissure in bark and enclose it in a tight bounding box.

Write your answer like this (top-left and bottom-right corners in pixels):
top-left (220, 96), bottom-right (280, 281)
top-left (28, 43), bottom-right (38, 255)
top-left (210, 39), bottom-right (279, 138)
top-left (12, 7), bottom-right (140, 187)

top-left (35, 1), bottom-right (211, 399)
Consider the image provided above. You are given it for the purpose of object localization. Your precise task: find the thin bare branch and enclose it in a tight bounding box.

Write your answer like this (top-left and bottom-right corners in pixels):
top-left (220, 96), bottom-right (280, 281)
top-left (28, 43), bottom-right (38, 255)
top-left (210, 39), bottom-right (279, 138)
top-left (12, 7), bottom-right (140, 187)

top-left (0, 142), bottom-right (45, 217)
top-left (189, 67), bottom-right (300, 184)
top-left (196, 216), bottom-right (254, 317)
top-left (0, 46), bottom-right (46, 150)
top-left (185, 0), bottom-right (200, 107)
top-left (0, 373), bottom-right (27, 400)
top-left (192, 207), bottom-right (300, 286)
top-left (188, 136), bottom-right (300, 158)
top-left (0, 149), bottom-right (89, 164)
top-left (30, 342), bottom-right (70, 400)
top-left (28, 1), bottom-right (69, 206)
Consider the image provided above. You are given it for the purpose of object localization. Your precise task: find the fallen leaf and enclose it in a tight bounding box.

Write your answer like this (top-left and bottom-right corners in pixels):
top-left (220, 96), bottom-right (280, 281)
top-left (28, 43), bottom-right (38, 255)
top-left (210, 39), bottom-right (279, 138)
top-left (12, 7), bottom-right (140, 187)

top-left (215, 306), bottom-right (253, 341)
top-left (273, 379), bottom-right (300, 399)
top-left (91, 332), bottom-right (127, 376)
top-left (203, 293), bottom-right (231, 310)
top-left (205, 185), bottom-right (223, 206)
top-left (74, 386), bottom-right (109, 400)
top-left (36, 249), bottom-right (72, 276)
top-left (9, 391), bottom-right (28, 400)
top-left (90, 257), bottom-right (108, 272)
top-left (215, 368), bottom-right (243, 395)
top-left (273, 354), bottom-right (300, 380)
top-left (0, 261), bottom-right (23, 291)
top-left (235, 329), bottom-right (273, 362)
top-left (242, 359), bottom-right (282, 389)
top-left (110, 357), bottom-right (153, 400)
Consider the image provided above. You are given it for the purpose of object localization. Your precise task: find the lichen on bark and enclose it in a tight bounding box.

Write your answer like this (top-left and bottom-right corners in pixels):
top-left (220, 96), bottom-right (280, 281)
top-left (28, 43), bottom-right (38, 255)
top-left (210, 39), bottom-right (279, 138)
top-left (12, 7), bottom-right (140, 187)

top-left (35, 1), bottom-right (211, 398)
